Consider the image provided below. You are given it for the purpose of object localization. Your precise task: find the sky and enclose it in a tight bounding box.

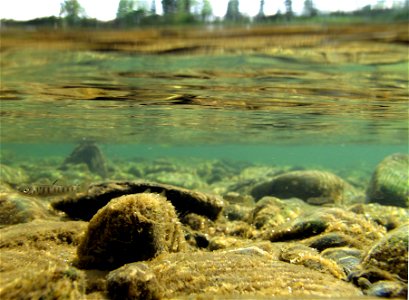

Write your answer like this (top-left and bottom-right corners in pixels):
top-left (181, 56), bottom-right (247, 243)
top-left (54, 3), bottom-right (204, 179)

top-left (0, 0), bottom-right (403, 21)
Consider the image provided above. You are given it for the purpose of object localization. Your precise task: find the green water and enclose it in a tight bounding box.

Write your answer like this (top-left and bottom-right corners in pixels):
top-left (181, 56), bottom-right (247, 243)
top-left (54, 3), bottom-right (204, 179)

top-left (1, 38), bottom-right (408, 173)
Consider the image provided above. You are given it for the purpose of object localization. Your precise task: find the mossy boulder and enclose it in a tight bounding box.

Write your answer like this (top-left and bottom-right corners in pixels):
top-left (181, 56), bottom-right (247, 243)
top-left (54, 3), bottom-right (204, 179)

top-left (76, 193), bottom-right (186, 270)
top-left (367, 153), bottom-right (409, 207)
top-left (251, 170), bottom-right (360, 205)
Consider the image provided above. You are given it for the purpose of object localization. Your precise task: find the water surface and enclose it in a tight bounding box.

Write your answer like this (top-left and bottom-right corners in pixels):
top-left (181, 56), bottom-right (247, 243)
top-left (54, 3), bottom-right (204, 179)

top-left (1, 24), bottom-right (408, 171)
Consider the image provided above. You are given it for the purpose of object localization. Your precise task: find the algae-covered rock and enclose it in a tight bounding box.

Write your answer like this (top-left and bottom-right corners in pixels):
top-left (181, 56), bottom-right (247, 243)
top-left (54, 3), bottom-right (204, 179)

top-left (107, 262), bottom-right (161, 300)
top-left (0, 266), bottom-right (86, 300)
top-left (367, 153), bottom-right (409, 207)
top-left (105, 249), bottom-right (362, 298)
top-left (0, 220), bottom-right (87, 296)
top-left (76, 193), bottom-right (186, 270)
top-left (280, 244), bottom-right (346, 279)
top-left (321, 247), bottom-right (363, 277)
top-left (263, 207), bottom-right (386, 250)
top-left (361, 223), bottom-right (408, 281)
top-left (248, 196), bottom-right (311, 229)
top-left (61, 141), bottom-right (108, 178)
top-left (146, 171), bottom-right (204, 190)
top-left (349, 203), bottom-right (409, 230)
top-left (0, 192), bottom-right (55, 225)
top-left (365, 280), bottom-right (407, 298)
top-left (251, 170), bottom-right (360, 205)
top-left (0, 219), bottom-right (87, 249)
top-left (0, 164), bottom-right (29, 184)
top-left (52, 180), bottom-right (224, 221)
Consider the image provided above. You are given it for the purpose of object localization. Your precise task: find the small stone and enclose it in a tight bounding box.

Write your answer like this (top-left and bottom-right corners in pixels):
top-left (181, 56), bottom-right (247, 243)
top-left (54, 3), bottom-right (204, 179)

top-left (280, 244), bottom-right (346, 279)
top-left (365, 280), bottom-right (407, 298)
top-left (223, 192), bottom-right (255, 206)
top-left (107, 262), bottom-right (161, 300)
top-left (307, 232), bottom-right (357, 251)
top-left (76, 193), bottom-right (186, 270)
top-left (367, 153), bottom-right (409, 207)
top-left (248, 197), bottom-right (310, 229)
top-left (223, 203), bottom-right (252, 221)
top-left (321, 247), bottom-right (363, 276)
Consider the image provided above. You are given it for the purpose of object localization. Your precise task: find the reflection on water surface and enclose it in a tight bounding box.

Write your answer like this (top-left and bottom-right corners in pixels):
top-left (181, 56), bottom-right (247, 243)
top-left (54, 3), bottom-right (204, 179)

top-left (0, 24), bottom-right (408, 146)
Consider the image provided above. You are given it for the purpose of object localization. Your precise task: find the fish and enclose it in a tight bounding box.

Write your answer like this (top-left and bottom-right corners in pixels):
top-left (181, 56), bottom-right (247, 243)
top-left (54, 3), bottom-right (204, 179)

top-left (14, 180), bottom-right (82, 197)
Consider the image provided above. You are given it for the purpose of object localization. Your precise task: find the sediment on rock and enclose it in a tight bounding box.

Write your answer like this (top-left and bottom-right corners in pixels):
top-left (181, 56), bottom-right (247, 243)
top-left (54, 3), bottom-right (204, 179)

top-left (106, 250), bottom-right (363, 298)
top-left (76, 193), bottom-right (186, 270)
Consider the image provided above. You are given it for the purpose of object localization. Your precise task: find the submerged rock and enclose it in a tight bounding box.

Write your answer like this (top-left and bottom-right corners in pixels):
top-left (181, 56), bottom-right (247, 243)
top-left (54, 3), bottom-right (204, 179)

top-left (367, 153), bottom-right (409, 207)
top-left (0, 219), bottom-right (86, 249)
top-left (248, 196), bottom-right (310, 229)
top-left (349, 203), bottom-right (409, 230)
top-left (76, 193), bottom-right (186, 270)
top-left (361, 223), bottom-right (408, 281)
top-left (0, 266), bottom-right (86, 300)
top-left (365, 280), bottom-right (407, 298)
top-left (0, 220), bottom-right (87, 296)
top-left (107, 262), bottom-right (160, 300)
top-left (348, 224), bottom-right (408, 298)
top-left (0, 192), bottom-right (55, 226)
top-left (61, 141), bottom-right (108, 178)
top-left (52, 180), bottom-right (224, 221)
top-left (106, 250), bottom-right (362, 298)
top-left (251, 170), bottom-right (360, 205)
top-left (0, 164), bottom-right (28, 185)
top-left (280, 244), bottom-right (346, 279)
top-left (321, 247), bottom-right (363, 277)
top-left (262, 207), bottom-right (386, 250)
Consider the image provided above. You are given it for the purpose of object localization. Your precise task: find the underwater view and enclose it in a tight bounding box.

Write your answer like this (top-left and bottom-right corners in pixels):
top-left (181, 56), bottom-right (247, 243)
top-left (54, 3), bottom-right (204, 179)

top-left (1, 3), bottom-right (409, 298)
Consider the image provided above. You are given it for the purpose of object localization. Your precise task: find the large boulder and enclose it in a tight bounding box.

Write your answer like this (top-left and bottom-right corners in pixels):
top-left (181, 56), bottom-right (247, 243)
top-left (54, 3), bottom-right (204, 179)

top-left (76, 193), bottom-right (186, 270)
top-left (367, 153), bottom-right (409, 207)
top-left (251, 170), bottom-right (360, 205)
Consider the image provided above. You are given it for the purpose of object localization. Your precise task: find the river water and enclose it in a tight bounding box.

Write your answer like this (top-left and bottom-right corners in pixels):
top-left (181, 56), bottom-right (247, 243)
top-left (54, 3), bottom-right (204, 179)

top-left (1, 24), bottom-right (408, 172)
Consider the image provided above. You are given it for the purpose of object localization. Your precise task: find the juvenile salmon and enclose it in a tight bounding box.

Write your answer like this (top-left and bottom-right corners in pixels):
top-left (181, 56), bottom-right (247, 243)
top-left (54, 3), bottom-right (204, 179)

top-left (16, 180), bottom-right (82, 197)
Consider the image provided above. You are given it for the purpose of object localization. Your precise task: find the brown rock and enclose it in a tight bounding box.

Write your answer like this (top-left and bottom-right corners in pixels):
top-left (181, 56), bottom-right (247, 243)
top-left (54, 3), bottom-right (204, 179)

top-left (76, 193), bottom-right (186, 270)
top-left (251, 170), bottom-right (360, 205)
top-left (106, 249), bottom-right (363, 298)
top-left (52, 180), bottom-right (224, 221)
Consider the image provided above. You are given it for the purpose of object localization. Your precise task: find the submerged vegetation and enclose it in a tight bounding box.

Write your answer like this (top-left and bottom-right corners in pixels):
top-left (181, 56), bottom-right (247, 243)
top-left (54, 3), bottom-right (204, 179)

top-left (1, 0), bottom-right (408, 29)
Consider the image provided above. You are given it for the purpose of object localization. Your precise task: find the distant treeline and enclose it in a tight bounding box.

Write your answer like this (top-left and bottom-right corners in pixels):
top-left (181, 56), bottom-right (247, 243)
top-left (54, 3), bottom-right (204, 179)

top-left (1, 0), bottom-right (408, 28)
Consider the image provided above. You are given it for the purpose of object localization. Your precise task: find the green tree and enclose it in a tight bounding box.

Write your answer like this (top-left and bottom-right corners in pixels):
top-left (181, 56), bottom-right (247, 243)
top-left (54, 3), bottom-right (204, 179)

top-left (303, 0), bottom-right (318, 17)
top-left (59, 0), bottom-right (85, 25)
top-left (374, 0), bottom-right (386, 9)
top-left (225, 0), bottom-right (241, 21)
top-left (151, 0), bottom-right (157, 14)
top-left (184, 0), bottom-right (192, 13)
top-left (284, 0), bottom-right (293, 19)
top-left (201, 0), bottom-right (212, 21)
top-left (162, 0), bottom-right (177, 15)
top-left (257, 0), bottom-right (265, 17)
top-left (116, 0), bottom-right (134, 19)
